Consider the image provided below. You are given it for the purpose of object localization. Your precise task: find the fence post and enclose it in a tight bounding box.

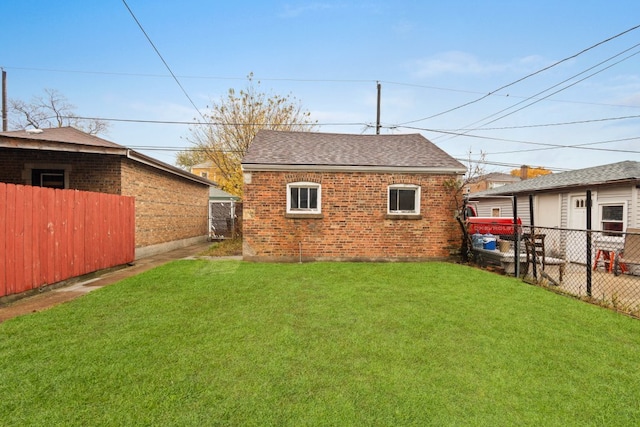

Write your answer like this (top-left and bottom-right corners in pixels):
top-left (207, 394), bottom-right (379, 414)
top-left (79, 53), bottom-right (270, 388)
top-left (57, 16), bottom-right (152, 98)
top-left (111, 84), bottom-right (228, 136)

top-left (513, 195), bottom-right (520, 278)
top-left (529, 194), bottom-right (537, 280)
top-left (586, 190), bottom-right (592, 297)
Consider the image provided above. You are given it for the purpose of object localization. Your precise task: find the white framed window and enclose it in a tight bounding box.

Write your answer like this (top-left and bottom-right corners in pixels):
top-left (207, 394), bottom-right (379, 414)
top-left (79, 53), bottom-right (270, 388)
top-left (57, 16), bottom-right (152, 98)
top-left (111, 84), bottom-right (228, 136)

top-left (600, 203), bottom-right (626, 236)
top-left (24, 163), bottom-right (71, 189)
top-left (287, 182), bottom-right (321, 214)
top-left (491, 207), bottom-right (501, 217)
top-left (388, 184), bottom-right (420, 215)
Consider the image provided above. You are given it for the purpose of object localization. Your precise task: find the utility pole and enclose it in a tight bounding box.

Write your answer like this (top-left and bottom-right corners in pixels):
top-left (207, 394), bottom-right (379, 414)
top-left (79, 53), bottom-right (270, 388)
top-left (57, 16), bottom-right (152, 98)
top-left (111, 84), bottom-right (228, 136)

top-left (376, 81), bottom-right (381, 135)
top-left (2, 68), bottom-right (7, 132)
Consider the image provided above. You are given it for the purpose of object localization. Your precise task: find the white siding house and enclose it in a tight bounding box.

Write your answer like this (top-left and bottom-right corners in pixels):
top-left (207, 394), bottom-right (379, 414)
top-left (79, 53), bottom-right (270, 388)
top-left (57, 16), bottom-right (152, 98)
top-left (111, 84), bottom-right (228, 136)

top-left (469, 161), bottom-right (640, 233)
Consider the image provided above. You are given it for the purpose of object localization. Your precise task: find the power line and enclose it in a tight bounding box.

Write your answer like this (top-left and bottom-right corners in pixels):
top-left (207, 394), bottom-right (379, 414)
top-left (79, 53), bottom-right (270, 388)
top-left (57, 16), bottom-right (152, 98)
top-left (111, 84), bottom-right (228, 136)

top-left (6, 65), bottom-right (640, 111)
top-left (398, 23), bottom-right (640, 126)
top-left (71, 111), bottom-right (640, 132)
top-left (68, 113), bottom-right (640, 155)
top-left (436, 114), bottom-right (640, 132)
top-left (483, 136), bottom-right (640, 156)
top-left (71, 115), bottom-right (365, 127)
top-left (426, 41), bottom-right (640, 144)
top-left (454, 158), bottom-right (572, 172)
top-left (399, 124), bottom-right (640, 154)
top-left (121, 0), bottom-right (207, 123)
top-left (448, 44), bottom-right (640, 134)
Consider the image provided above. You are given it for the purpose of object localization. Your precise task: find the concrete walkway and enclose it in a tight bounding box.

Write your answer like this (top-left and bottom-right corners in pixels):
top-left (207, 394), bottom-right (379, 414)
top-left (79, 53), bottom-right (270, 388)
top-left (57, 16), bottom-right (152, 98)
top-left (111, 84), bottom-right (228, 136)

top-left (0, 241), bottom-right (224, 323)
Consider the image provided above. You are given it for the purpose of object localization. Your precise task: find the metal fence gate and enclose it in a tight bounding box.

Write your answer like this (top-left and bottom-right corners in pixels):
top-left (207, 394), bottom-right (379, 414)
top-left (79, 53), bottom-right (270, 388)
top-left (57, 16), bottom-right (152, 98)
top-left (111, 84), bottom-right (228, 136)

top-left (209, 201), bottom-right (239, 240)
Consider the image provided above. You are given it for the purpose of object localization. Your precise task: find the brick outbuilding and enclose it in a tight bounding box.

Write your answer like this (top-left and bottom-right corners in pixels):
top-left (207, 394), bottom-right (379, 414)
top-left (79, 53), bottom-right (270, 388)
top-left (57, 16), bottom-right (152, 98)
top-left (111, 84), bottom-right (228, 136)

top-left (241, 130), bottom-right (467, 262)
top-left (0, 127), bottom-right (212, 258)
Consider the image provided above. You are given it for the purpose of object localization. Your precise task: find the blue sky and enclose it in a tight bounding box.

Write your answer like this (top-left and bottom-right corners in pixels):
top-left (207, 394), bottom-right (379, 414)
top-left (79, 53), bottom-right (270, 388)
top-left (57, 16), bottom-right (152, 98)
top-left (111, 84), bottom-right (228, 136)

top-left (3, 1), bottom-right (640, 173)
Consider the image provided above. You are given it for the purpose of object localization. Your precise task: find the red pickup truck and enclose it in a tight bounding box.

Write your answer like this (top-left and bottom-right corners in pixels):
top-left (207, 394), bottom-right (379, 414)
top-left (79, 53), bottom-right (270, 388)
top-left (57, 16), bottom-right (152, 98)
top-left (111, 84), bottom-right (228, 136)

top-left (464, 205), bottom-right (521, 236)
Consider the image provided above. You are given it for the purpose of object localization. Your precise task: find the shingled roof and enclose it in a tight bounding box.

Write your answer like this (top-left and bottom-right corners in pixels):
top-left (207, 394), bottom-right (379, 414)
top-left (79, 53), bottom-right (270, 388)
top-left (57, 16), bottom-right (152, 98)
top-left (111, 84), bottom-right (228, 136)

top-left (0, 126), bottom-right (213, 186)
top-left (472, 161), bottom-right (640, 196)
top-left (242, 130), bottom-right (466, 173)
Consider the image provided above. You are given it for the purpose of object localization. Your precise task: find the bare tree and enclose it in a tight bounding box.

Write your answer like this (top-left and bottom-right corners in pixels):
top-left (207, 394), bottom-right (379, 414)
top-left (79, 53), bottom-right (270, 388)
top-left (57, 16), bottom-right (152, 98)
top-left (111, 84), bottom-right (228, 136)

top-left (178, 74), bottom-right (317, 196)
top-left (444, 149), bottom-right (487, 261)
top-left (9, 88), bottom-right (109, 135)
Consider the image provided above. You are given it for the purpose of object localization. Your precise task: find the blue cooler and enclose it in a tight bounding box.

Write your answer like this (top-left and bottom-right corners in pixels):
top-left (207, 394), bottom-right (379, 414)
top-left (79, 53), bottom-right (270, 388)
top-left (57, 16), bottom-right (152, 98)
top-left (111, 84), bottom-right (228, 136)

top-left (483, 234), bottom-right (497, 250)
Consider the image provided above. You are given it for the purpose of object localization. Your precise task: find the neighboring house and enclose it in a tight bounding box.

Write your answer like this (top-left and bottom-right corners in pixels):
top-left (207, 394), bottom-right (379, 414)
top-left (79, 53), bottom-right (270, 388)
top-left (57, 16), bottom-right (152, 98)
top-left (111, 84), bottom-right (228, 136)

top-left (241, 130), bottom-right (467, 261)
top-left (466, 172), bottom-right (521, 194)
top-left (469, 160), bottom-right (640, 234)
top-left (191, 161), bottom-right (222, 183)
top-left (209, 186), bottom-right (240, 202)
top-left (0, 127), bottom-right (213, 258)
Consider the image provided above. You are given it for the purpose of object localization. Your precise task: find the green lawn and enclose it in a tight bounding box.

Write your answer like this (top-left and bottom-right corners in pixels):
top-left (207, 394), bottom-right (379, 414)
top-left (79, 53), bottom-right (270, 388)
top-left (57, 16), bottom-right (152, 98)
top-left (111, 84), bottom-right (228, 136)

top-left (1, 260), bottom-right (640, 426)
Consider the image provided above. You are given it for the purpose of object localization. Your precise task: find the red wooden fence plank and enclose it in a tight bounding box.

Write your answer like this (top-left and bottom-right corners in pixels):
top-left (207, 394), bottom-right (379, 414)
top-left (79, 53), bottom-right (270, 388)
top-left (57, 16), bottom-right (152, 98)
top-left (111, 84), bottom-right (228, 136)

top-left (104, 194), bottom-right (113, 268)
top-left (52, 189), bottom-right (61, 283)
top-left (117, 197), bottom-right (126, 265)
top-left (94, 192), bottom-right (102, 272)
top-left (90, 191), bottom-right (101, 273)
top-left (22, 185), bottom-right (34, 292)
top-left (0, 183), bottom-right (6, 297)
top-left (58, 190), bottom-right (73, 280)
top-left (45, 187), bottom-right (56, 286)
top-left (73, 191), bottom-right (85, 277)
top-left (127, 196), bottom-right (136, 263)
top-left (13, 185), bottom-right (26, 293)
top-left (83, 191), bottom-right (92, 273)
top-left (65, 190), bottom-right (77, 278)
top-left (119, 198), bottom-right (126, 265)
top-left (30, 186), bottom-right (42, 289)
top-left (106, 195), bottom-right (116, 267)
top-left (39, 186), bottom-right (50, 287)
top-left (98, 193), bottom-right (107, 270)
top-left (5, 184), bottom-right (17, 296)
top-left (109, 194), bottom-right (118, 267)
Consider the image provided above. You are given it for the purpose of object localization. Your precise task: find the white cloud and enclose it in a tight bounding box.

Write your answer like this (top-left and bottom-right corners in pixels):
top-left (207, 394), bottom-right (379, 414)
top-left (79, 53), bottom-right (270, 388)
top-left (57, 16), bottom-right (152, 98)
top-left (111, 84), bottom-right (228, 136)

top-left (409, 51), bottom-right (548, 78)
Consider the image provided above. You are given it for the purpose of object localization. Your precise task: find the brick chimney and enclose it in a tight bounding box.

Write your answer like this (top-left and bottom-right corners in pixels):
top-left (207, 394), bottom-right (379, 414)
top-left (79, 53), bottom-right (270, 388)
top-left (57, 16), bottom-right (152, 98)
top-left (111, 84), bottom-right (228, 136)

top-left (520, 165), bottom-right (529, 180)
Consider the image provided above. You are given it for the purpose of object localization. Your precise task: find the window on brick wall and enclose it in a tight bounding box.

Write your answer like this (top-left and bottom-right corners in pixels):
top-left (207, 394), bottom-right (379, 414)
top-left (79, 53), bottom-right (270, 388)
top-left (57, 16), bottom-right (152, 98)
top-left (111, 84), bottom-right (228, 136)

top-left (31, 169), bottom-right (66, 189)
top-left (388, 184), bottom-right (420, 215)
top-left (287, 182), bottom-right (321, 214)
top-left (24, 163), bottom-right (71, 189)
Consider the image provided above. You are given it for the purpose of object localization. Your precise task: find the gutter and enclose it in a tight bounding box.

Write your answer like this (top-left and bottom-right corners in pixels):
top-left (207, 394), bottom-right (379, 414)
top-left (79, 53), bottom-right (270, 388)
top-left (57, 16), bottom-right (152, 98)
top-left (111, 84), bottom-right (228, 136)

top-left (0, 138), bottom-right (127, 156)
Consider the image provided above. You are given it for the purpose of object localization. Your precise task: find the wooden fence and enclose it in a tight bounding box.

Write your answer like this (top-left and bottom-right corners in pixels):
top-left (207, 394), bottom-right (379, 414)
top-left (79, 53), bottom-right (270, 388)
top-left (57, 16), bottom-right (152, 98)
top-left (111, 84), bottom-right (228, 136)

top-left (0, 183), bottom-right (135, 299)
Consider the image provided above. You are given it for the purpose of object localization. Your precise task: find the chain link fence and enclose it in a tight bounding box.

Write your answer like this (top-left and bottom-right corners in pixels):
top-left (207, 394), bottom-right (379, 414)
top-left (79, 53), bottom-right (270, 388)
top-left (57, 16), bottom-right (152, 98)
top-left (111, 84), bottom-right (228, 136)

top-left (473, 226), bottom-right (640, 317)
top-left (209, 201), bottom-right (242, 240)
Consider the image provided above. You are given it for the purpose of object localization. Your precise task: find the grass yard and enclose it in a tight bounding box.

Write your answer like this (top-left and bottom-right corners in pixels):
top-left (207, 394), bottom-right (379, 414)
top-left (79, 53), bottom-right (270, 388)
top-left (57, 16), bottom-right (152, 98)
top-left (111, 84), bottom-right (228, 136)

top-left (2, 261), bottom-right (640, 426)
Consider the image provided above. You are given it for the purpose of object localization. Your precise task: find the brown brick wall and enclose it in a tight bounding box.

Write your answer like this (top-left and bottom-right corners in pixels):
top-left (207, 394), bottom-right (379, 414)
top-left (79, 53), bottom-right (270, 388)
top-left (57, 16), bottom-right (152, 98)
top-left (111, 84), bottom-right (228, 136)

top-left (0, 149), bottom-right (121, 193)
top-left (243, 171), bottom-right (461, 261)
top-left (120, 159), bottom-right (208, 248)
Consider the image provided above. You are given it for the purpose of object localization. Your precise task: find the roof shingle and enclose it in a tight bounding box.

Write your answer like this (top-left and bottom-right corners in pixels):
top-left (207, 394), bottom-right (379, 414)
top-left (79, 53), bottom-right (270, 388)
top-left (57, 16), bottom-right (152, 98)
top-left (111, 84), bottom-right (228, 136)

top-left (0, 126), bottom-right (124, 149)
top-left (472, 161), bottom-right (640, 196)
top-left (242, 130), bottom-right (466, 172)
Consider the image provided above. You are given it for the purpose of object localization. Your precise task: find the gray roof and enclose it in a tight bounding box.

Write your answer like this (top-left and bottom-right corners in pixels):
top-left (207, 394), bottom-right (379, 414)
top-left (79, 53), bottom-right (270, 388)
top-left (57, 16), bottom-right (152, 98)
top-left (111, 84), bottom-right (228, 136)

top-left (210, 186), bottom-right (240, 200)
top-left (0, 126), bottom-right (213, 187)
top-left (242, 130), bottom-right (466, 173)
top-left (472, 161), bottom-right (640, 196)
top-left (0, 126), bottom-right (124, 149)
